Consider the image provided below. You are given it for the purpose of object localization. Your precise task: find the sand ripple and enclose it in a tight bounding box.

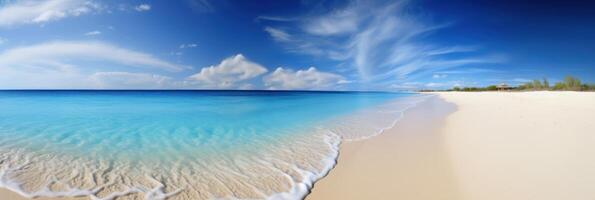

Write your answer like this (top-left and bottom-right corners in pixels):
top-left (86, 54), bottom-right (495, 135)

top-left (0, 95), bottom-right (428, 200)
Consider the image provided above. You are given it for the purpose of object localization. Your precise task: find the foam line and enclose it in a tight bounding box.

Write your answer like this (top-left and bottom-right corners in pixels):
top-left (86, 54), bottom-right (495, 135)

top-left (0, 94), bottom-right (433, 200)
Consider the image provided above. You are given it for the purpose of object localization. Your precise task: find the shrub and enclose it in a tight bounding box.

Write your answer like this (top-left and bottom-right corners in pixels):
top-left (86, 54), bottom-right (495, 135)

top-left (486, 85), bottom-right (498, 91)
top-left (532, 79), bottom-right (543, 89)
top-left (553, 82), bottom-right (565, 90)
top-left (564, 76), bottom-right (582, 90)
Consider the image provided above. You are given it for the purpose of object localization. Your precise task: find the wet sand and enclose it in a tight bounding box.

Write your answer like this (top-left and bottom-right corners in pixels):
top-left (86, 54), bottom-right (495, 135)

top-left (307, 94), bottom-right (460, 200)
top-left (308, 91), bottom-right (595, 200)
top-left (0, 188), bottom-right (85, 200)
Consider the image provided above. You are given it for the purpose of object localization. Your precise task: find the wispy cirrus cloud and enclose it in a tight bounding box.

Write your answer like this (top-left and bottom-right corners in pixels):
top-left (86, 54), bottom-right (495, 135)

top-left (0, 0), bottom-right (102, 27)
top-left (261, 0), bottom-right (501, 90)
top-left (84, 30), bottom-right (101, 36)
top-left (433, 74), bottom-right (447, 78)
top-left (0, 40), bottom-right (188, 89)
top-left (263, 27), bottom-right (292, 42)
top-left (0, 41), bottom-right (186, 71)
top-left (436, 68), bottom-right (503, 74)
top-left (255, 15), bottom-right (298, 22)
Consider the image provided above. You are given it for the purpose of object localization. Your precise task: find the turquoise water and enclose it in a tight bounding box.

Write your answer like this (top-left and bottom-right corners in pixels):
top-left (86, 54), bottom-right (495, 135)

top-left (0, 90), bottom-right (423, 199)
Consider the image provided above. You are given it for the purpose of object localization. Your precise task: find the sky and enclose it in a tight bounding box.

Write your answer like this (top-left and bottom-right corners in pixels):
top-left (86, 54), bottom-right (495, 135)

top-left (0, 0), bottom-right (593, 90)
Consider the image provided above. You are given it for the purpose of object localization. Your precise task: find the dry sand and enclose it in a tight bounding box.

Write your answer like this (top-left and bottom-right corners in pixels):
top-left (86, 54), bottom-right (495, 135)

top-left (307, 91), bottom-right (595, 200)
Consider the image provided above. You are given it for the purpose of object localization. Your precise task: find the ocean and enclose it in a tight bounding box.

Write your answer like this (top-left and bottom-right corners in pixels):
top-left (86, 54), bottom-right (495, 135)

top-left (0, 90), bottom-right (427, 199)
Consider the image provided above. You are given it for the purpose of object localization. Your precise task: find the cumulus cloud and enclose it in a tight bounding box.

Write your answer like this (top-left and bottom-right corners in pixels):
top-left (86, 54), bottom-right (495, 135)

top-left (84, 30), bottom-right (101, 36)
top-left (0, 0), bottom-right (101, 27)
top-left (0, 41), bottom-right (186, 72)
top-left (188, 54), bottom-right (268, 89)
top-left (90, 72), bottom-right (174, 89)
top-left (263, 67), bottom-right (347, 90)
top-left (134, 4), bottom-right (151, 12)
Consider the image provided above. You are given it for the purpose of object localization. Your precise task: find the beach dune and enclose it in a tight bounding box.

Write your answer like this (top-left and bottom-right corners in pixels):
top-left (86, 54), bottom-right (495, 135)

top-left (308, 92), bottom-right (595, 200)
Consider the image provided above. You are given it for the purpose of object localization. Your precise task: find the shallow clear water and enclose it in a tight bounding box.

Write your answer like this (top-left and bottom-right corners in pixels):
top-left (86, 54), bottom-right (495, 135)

top-left (0, 90), bottom-right (425, 199)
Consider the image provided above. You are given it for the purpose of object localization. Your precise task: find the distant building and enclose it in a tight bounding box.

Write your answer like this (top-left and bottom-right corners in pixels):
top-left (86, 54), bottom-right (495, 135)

top-left (496, 83), bottom-right (513, 91)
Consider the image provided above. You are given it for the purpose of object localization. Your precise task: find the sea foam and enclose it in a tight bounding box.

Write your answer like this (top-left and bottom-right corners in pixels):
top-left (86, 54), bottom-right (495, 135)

top-left (0, 91), bottom-right (430, 199)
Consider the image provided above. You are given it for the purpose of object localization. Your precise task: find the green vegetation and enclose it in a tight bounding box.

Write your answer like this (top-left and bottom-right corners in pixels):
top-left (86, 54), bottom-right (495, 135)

top-left (446, 85), bottom-right (499, 92)
top-left (446, 75), bottom-right (594, 92)
top-left (527, 76), bottom-right (594, 91)
top-left (518, 79), bottom-right (548, 90)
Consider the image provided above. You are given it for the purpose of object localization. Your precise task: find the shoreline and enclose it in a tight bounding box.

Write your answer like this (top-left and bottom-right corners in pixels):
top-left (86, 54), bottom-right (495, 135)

top-left (307, 91), bottom-right (595, 200)
top-left (4, 91), bottom-right (593, 199)
top-left (0, 189), bottom-right (87, 200)
top-left (306, 94), bottom-right (459, 200)
top-left (0, 93), bottom-right (430, 200)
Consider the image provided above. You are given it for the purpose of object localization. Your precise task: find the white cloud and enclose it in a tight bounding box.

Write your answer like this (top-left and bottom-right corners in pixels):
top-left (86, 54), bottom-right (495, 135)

top-left (302, 4), bottom-right (360, 36)
top-left (179, 43), bottom-right (197, 49)
top-left (432, 74), bottom-right (447, 78)
top-left (256, 15), bottom-right (297, 22)
top-left (426, 46), bottom-right (478, 56)
top-left (188, 54), bottom-right (268, 89)
top-left (134, 4), bottom-right (151, 12)
top-left (84, 30), bottom-right (101, 36)
top-left (264, 1), bottom-right (498, 90)
top-left (263, 67), bottom-right (347, 90)
top-left (437, 68), bottom-right (502, 74)
top-left (0, 0), bottom-right (101, 27)
top-left (0, 41), bottom-right (185, 72)
top-left (90, 72), bottom-right (174, 89)
top-left (425, 82), bottom-right (444, 88)
top-left (0, 41), bottom-right (187, 89)
top-left (390, 82), bottom-right (454, 90)
top-left (390, 82), bottom-right (421, 90)
top-left (264, 27), bottom-right (292, 42)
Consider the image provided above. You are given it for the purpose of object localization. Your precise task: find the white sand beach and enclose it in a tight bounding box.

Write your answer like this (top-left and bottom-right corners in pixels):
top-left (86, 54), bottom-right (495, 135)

top-left (308, 92), bottom-right (595, 200)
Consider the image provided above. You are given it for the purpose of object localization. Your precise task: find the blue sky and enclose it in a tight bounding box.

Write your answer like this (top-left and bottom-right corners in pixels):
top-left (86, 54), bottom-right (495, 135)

top-left (0, 0), bottom-right (593, 90)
